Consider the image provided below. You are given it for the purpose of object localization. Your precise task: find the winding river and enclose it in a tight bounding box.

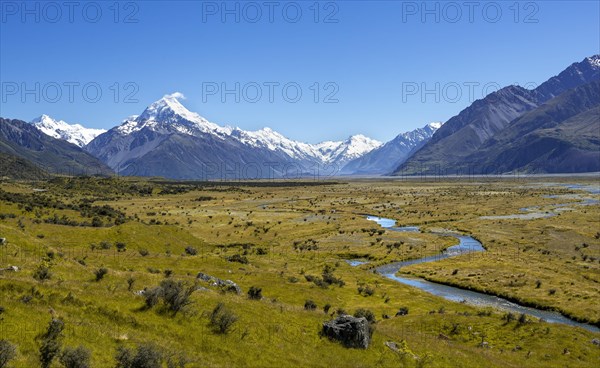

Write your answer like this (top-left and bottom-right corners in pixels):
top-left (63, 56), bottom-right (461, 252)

top-left (364, 215), bottom-right (599, 333)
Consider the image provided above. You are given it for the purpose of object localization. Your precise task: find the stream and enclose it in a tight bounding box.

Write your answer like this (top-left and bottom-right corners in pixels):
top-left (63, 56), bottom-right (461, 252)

top-left (363, 215), bottom-right (599, 333)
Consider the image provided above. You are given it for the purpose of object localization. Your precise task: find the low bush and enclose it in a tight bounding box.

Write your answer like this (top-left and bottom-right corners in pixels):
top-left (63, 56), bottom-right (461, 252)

top-left (304, 300), bottom-right (317, 310)
top-left (226, 254), bottom-right (248, 264)
top-left (94, 268), bottom-right (108, 281)
top-left (115, 343), bottom-right (162, 368)
top-left (39, 319), bottom-right (64, 368)
top-left (247, 286), bottom-right (262, 300)
top-left (209, 303), bottom-right (237, 334)
top-left (0, 339), bottom-right (17, 368)
top-left (354, 308), bottom-right (376, 323)
top-left (184, 246), bottom-right (197, 256)
top-left (60, 345), bottom-right (91, 368)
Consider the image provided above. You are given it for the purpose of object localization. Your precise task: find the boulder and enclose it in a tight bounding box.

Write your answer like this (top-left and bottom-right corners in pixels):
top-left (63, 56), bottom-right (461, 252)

top-left (322, 315), bottom-right (371, 349)
top-left (196, 272), bottom-right (241, 294)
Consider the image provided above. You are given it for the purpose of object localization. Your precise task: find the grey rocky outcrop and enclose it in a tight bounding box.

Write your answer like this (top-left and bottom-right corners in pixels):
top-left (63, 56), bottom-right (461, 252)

top-left (196, 272), bottom-right (241, 294)
top-left (322, 315), bottom-right (371, 349)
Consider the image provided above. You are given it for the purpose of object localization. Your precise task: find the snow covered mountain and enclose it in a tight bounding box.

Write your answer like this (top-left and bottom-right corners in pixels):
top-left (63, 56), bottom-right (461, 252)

top-left (340, 122), bottom-right (442, 175)
top-left (233, 128), bottom-right (381, 167)
top-left (85, 94), bottom-right (381, 179)
top-left (30, 115), bottom-right (106, 147)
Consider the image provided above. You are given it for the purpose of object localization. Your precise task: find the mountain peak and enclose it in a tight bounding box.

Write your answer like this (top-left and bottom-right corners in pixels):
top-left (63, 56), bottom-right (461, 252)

top-left (138, 93), bottom-right (202, 123)
top-left (118, 93), bottom-right (229, 136)
top-left (30, 114), bottom-right (105, 147)
top-left (584, 54), bottom-right (600, 68)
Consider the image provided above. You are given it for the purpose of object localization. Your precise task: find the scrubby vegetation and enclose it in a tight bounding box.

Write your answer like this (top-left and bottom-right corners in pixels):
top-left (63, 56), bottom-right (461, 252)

top-left (0, 177), bottom-right (598, 366)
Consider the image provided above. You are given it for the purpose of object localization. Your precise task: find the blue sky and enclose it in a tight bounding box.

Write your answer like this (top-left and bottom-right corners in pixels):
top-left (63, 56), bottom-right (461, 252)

top-left (1, 0), bottom-right (599, 143)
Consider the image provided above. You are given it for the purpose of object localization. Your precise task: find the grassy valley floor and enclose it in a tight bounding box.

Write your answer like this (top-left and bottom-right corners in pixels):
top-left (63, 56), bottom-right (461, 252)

top-left (0, 176), bottom-right (599, 367)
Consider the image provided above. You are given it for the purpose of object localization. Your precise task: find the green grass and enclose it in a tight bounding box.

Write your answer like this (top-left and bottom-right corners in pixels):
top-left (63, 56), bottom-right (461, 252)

top-left (0, 177), bottom-right (598, 367)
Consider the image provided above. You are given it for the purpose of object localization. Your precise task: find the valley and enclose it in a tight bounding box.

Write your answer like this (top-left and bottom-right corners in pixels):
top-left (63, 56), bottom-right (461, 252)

top-left (0, 176), bottom-right (598, 367)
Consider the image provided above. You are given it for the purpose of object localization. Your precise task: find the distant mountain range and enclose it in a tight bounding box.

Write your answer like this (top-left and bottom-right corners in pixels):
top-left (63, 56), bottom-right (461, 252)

top-left (394, 55), bottom-right (600, 175)
top-left (1, 55), bottom-right (598, 180)
top-left (340, 122), bottom-right (441, 175)
top-left (84, 95), bottom-right (386, 179)
top-left (0, 118), bottom-right (111, 177)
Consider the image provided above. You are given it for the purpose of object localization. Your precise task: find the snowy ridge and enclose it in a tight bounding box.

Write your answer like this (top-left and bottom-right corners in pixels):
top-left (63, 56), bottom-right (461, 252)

top-left (30, 115), bottom-right (106, 147)
top-left (339, 122), bottom-right (442, 175)
top-left (117, 94), bottom-right (232, 137)
top-left (107, 93), bottom-right (381, 166)
top-left (585, 55), bottom-right (600, 68)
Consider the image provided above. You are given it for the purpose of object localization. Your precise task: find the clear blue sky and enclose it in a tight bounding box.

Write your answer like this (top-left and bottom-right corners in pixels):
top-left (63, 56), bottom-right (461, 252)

top-left (1, 0), bottom-right (599, 143)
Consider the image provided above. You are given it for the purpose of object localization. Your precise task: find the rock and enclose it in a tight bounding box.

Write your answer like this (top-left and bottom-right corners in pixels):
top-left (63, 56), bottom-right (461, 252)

top-left (322, 315), bottom-right (371, 349)
top-left (384, 341), bottom-right (399, 352)
top-left (222, 280), bottom-right (242, 294)
top-left (592, 338), bottom-right (600, 346)
top-left (0, 238), bottom-right (6, 245)
top-left (438, 333), bottom-right (450, 340)
top-left (0, 266), bottom-right (19, 272)
top-left (196, 272), bottom-right (241, 294)
top-left (196, 272), bottom-right (214, 282)
top-left (382, 314), bottom-right (390, 319)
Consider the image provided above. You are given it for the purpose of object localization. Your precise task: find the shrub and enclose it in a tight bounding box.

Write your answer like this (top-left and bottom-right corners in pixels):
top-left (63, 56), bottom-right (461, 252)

top-left (323, 303), bottom-right (331, 314)
top-left (160, 280), bottom-right (195, 314)
top-left (184, 246), bottom-right (197, 256)
top-left (39, 319), bottom-right (64, 368)
top-left (518, 313), bottom-right (528, 325)
top-left (60, 346), bottom-right (91, 368)
top-left (503, 312), bottom-right (516, 323)
top-left (209, 303), bottom-right (237, 334)
top-left (0, 339), bottom-right (17, 368)
top-left (247, 286), bottom-right (262, 300)
top-left (94, 268), bottom-right (108, 282)
top-left (115, 343), bottom-right (162, 368)
top-left (255, 247), bottom-right (268, 255)
top-left (321, 265), bottom-right (344, 287)
top-left (226, 254), bottom-right (248, 264)
top-left (139, 249), bottom-right (149, 257)
top-left (91, 217), bottom-right (103, 227)
top-left (396, 307), bottom-right (409, 316)
top-left (116, 242), bottom-right (127, 252)
top-left (144, 287), bottom-right (162, 309)
top-left (362, 286), bottom-right (375, 296)
top-left (304, 300), bottom-right (317, 311)
top-left (127, 277), bottom-right (135, 291)
top-left (33, 265), bottom-right (52, 281)
top-left (354, 308), bottom-right (376, 323)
